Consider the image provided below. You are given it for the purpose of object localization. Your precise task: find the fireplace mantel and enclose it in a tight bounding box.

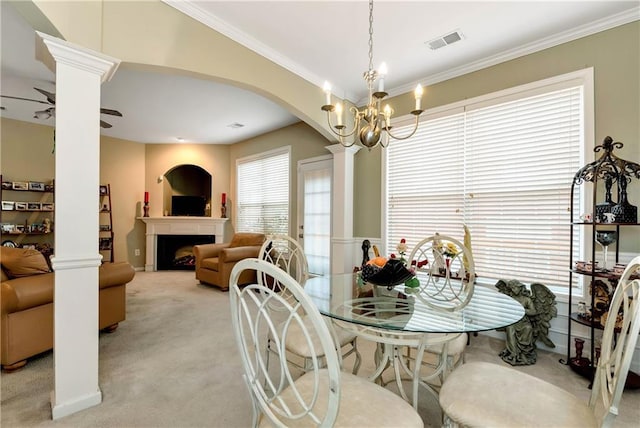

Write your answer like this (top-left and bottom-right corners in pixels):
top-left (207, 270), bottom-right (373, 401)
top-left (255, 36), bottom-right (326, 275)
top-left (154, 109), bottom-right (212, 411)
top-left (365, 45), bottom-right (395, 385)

top-left (139, 217), bottom-right (229, 271)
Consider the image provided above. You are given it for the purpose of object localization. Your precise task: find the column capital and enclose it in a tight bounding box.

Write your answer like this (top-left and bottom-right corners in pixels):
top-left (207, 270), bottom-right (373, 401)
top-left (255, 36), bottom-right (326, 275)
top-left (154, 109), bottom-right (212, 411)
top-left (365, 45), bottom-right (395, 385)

top-left (36, 31), bottom-right (120, 83)
top-left (326, 144), bottom-right (361, 156)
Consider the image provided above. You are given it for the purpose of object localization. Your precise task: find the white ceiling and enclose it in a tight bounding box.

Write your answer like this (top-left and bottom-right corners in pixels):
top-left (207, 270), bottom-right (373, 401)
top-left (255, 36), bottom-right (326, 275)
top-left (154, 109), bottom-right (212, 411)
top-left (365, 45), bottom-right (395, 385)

top-left (1, 1), bottom-right (638, 145)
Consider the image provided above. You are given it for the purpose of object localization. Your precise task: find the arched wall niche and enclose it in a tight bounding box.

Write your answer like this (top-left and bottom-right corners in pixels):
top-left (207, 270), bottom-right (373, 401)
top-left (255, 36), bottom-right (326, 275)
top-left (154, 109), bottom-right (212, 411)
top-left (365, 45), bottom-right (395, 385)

top-left (163, 164), bottom-right (212, 216)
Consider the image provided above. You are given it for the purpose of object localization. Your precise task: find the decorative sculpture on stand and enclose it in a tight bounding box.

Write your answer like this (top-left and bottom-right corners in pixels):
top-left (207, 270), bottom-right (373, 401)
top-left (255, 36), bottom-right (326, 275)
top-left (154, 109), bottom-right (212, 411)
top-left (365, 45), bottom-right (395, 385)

top-left (496, 279), bottom-right (558, 365)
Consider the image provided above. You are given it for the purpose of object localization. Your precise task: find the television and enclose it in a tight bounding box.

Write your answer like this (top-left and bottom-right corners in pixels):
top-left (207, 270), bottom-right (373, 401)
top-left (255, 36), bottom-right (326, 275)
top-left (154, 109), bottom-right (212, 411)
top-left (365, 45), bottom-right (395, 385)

top-left (171, 196), bottom-right (206, 216)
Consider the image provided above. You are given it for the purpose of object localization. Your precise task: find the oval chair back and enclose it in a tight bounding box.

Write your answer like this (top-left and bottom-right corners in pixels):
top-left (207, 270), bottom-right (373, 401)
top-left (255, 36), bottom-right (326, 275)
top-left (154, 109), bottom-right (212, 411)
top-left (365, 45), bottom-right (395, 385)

top-left (229, 258), bottom-right (341, 426)
top-left (407, 234), bottom-right (476, 311)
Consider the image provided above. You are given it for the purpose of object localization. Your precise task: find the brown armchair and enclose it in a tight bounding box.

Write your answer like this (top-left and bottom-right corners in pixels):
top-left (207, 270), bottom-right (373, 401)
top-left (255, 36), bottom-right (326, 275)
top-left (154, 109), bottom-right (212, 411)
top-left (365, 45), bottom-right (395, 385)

top-left (194, 232), bottom-right (265, 290)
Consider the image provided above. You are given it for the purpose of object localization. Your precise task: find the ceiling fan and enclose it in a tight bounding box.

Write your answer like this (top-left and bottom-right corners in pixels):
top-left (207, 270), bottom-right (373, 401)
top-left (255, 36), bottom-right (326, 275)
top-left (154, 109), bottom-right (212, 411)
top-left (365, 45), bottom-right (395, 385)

top-left (1, 87), bottom-right (122, 128)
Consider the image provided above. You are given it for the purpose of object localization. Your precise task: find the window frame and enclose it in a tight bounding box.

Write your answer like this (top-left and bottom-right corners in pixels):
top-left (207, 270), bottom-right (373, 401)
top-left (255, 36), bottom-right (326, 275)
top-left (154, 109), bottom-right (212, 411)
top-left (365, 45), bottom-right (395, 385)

top-left (382, 68), bottom-right (594, 300)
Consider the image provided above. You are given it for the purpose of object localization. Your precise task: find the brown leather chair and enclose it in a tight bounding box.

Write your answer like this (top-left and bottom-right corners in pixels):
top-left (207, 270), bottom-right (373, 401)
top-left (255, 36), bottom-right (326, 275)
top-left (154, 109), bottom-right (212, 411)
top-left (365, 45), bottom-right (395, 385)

top-left (1, 247), bottom-right (135, 371)
top-left (194, 232), bottom-right (265, 291)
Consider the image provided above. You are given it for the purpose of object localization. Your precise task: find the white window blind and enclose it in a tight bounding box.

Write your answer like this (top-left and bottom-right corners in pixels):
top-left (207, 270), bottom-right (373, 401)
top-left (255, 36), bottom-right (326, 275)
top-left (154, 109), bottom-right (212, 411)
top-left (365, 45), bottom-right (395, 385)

top-left (237, 148), bottom-right (290, 235)
top-left (386, 81), bottom-right (585, 294)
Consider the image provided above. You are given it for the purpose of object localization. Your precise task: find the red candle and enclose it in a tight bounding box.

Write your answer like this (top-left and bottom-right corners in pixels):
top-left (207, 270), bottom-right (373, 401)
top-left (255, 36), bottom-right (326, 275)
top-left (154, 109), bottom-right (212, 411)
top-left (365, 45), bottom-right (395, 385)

top-left (221, 192), bottom-right (226, 205)
top-left (144, 191), bottom-right (149, 203)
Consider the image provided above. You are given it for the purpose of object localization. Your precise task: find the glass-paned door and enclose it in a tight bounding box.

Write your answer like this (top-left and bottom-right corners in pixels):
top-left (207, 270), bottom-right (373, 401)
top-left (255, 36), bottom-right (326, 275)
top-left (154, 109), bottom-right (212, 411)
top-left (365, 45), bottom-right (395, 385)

top-left (298, 157), bottom-right (332, 276)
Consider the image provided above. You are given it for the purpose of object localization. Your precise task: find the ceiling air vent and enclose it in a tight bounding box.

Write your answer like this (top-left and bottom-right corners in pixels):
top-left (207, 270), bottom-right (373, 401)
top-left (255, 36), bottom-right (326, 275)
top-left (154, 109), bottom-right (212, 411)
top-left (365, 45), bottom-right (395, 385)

top-left (227, 122), bottom-right (245, 129)
top-left (426, 30), bottom-right (464, 50)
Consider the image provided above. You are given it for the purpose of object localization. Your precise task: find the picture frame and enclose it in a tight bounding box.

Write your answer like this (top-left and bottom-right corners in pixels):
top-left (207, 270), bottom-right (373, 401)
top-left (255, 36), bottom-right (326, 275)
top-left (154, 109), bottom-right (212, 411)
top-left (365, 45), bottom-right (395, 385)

top-left (27, 202), bottom-right (41, 211)
top-left (12, 181), bottom-right (28, 190)
top-left (14, 202), bottom-right (28, 211)
top-left (28, 182), bottom-right (45, 191)
top-left (100, 224), bottom-right (111, 231)
top-left (2, 201), bottom-right (14, 210)
top-left (41, 203), bottom-right (54, 211)
top-left (99, 238), bottom-right (113, 250)
top-left (1, 224), bottom-right (16, 233)
top-left (99, 185), bottom-right (108, 196)
top-left (44, 184), bottom-right (54, 192)
top-left (2, 182), bottom-right (12, 190)
top-left (15, 224), bottom-right (25, 233)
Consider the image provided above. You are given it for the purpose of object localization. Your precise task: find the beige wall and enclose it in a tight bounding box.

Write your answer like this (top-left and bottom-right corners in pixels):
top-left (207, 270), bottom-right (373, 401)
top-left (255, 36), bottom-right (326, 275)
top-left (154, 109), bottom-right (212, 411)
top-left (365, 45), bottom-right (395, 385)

top-left (0, 118), bottom-right (56, 249)
top-left (0, 118), bottom-right (147, 265)
top-left (354, 21), bottom-right (640, 254)
top-left (99, 136), bottom-right (146, 266)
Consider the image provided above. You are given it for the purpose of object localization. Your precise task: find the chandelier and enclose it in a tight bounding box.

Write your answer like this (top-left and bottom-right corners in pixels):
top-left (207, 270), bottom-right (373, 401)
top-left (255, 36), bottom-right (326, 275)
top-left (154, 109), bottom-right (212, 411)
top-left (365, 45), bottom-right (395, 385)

top-left (321, 0), bottom-right (424, 149)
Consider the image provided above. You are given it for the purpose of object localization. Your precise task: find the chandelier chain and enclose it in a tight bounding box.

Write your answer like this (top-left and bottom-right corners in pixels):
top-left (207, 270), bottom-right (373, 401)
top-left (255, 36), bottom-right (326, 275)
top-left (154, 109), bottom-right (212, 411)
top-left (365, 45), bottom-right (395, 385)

top-left (368, 0), bottom-right (374, 74)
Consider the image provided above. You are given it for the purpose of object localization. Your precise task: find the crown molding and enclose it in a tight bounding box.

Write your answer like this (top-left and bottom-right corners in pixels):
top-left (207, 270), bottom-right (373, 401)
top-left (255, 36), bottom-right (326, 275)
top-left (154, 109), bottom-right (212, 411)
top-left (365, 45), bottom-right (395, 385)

top-left (384, 6), bottom-right (640, 103)
top-left (162, 0), bottom-right (356, 102)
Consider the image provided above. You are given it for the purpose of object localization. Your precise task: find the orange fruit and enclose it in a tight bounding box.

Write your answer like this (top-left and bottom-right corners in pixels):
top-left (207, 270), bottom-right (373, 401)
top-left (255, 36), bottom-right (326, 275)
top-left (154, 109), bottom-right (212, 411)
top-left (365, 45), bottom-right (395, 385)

top-left (366, 256), bottom-right (387, 267)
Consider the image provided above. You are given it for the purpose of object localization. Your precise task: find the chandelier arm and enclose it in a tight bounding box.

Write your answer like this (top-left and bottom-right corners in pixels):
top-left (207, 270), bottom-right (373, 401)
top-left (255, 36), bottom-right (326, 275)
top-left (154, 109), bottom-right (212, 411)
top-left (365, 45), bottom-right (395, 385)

top-left (325, 109), bottom-right (361, 139)
top-left (338, 134), bottom-right (357, 147)
top-left (384, 115), bottom-right (421, 141)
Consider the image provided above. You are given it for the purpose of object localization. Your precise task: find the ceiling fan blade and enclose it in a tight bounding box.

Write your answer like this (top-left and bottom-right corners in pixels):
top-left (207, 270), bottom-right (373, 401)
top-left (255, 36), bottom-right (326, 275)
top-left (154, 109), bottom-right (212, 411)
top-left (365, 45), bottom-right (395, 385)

top-left (100, 120), bottom-right (113, 129)
top-left (1, 94), bottom-right (51, 105)
top-left (100, 108), bottom-right (122, 117)
top-left (34, 87), bottom-right (56, 104)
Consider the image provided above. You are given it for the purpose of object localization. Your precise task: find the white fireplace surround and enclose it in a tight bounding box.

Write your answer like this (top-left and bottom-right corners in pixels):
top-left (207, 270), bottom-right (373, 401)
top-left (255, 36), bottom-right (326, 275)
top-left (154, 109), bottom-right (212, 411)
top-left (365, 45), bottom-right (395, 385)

top-left (139, 217), bottom-right (229, 271)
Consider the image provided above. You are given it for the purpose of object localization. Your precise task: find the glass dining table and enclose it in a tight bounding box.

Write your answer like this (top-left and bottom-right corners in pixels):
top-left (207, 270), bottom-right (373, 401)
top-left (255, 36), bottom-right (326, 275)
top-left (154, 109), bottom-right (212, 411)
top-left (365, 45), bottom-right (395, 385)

top-left (303, 273), bottom-right (526, 408)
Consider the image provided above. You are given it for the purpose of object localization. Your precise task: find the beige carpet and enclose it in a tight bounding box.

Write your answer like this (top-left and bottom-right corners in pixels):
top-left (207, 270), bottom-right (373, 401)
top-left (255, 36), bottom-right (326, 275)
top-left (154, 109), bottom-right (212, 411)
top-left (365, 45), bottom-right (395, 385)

top-left (1, 271), bottom-right (639, 427)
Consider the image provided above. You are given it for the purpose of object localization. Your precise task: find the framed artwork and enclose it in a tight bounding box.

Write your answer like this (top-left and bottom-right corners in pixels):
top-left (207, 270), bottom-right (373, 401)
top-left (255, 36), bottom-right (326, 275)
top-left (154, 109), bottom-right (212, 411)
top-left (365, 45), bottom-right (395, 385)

top-left (1, 224), bottom-right (16, 233)
top-left (1, 182), bottom-right (12, 190)
top-left (99, 185), bottom-right (108, 195)
top-left (14, 202), bottom-right (28, 211)
top-left (41, 203), bottom-right (54, 211)
top-left (12, 181), bottom-right (28, 190)
top-left (99, 238), bottom-right (112, 250)
top-left (2, 201), bottom-right (14, 210)
top-left (27, 202), bottom-right (41, 210)
top-left (28, 182), bottom-right (45, 191)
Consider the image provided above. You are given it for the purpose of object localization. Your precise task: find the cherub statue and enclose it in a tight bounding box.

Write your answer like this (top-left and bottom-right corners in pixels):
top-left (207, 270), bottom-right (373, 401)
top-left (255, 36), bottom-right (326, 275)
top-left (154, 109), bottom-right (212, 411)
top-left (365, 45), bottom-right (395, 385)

top-left (496, 279), bottom-right (557, 365)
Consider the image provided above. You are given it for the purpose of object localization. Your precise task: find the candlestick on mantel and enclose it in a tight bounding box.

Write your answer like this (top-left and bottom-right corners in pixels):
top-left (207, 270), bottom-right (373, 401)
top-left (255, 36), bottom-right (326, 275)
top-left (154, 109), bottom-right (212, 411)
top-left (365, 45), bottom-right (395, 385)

top-left (143, 191), bottom-right (150, 217)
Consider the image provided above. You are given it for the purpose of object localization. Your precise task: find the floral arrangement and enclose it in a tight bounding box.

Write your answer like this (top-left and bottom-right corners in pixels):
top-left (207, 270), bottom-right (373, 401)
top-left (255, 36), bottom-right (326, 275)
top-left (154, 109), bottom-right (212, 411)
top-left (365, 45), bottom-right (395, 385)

top-left (442, 242), bottom-right (459, 258)
top-left (434, 239), bottom-right (459, 259)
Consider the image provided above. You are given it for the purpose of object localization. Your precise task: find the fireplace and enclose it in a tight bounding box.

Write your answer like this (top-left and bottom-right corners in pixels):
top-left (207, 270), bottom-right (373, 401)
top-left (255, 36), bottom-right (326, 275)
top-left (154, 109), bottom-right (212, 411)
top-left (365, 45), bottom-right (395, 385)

top-left (139, 217), bottom-right (228, 271)
top-left (157, 235), bottom-right (214, 270)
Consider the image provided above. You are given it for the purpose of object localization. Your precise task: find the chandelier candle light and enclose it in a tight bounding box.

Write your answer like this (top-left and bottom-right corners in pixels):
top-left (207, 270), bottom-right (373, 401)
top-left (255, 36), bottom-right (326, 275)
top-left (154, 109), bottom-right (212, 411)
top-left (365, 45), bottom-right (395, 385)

top-left (321, 0), bottom-right (424, 149)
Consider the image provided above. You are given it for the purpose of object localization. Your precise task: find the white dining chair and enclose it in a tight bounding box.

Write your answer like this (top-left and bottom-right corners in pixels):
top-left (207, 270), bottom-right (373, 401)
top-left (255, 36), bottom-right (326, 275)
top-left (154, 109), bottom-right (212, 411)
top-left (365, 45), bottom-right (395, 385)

top-left (258, 234), bottom-right (361, 374)
top-left (229, 258), bottom-right (424, 427)
top-left (439, 255), bottom-right (640, 428)
top-left (395, 234), bottom-right (475, 408)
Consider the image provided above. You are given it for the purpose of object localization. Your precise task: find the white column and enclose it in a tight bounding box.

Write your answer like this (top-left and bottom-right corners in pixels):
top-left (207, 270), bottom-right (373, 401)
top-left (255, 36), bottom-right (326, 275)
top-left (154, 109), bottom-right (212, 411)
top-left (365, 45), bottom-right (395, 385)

top-left (36, 32), bottom-right (120, 420)
top-left (326, 144), bottom-right (361, 273)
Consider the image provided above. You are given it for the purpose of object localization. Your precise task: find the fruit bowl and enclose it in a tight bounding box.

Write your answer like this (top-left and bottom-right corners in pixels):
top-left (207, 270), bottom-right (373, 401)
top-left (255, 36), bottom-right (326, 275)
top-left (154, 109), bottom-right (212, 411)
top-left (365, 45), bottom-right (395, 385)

top-left (361, 259), bottom-right (415, 289)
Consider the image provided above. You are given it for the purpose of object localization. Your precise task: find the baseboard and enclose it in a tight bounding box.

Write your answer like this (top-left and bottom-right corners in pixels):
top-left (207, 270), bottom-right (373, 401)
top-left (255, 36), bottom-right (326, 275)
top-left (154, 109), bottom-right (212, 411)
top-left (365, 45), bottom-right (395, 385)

top-left (51, 389), bottom-right (102, 420)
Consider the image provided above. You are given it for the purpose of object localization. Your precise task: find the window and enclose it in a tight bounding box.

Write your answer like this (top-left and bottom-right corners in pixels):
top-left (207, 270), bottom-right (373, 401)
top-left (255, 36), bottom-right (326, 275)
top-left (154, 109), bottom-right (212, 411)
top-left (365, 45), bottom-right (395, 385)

top-left (237, 147), bottom-right (290, 235)
top-left (385, 69), bottom-right (593, 296)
